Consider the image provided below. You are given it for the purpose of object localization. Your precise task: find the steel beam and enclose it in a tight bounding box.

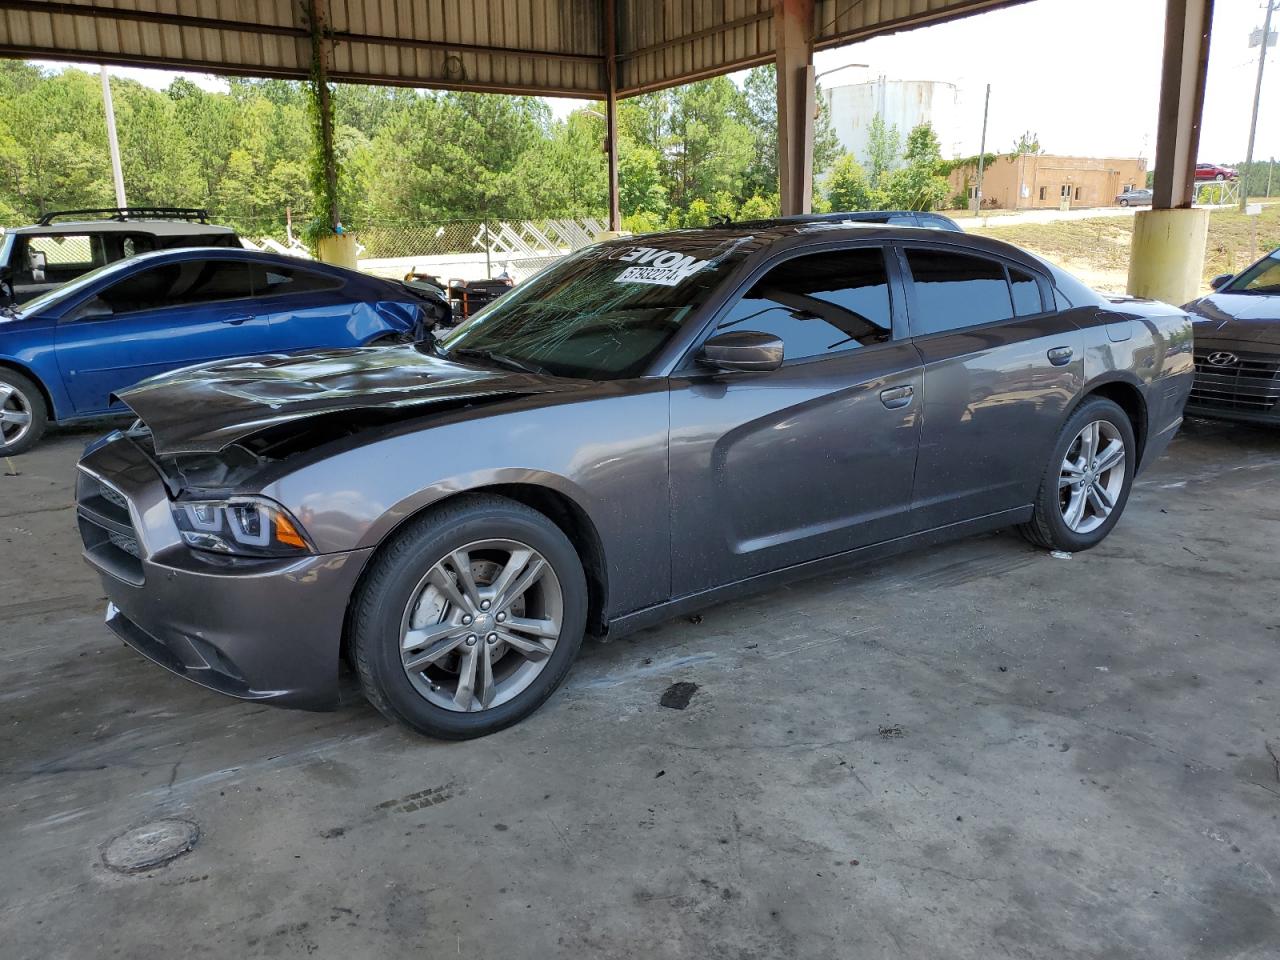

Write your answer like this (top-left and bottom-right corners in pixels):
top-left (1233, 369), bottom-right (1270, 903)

top-left (1151, 0), bottom-right (1214, 209)
top-left (775, 0), bottom-right (815, 217)
top-left (605, 0), bottom-right (621, 232)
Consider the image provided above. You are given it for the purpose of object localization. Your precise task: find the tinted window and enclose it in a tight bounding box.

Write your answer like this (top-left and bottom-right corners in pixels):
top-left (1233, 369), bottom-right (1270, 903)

top-left (251, 264), bottom-right (343, 297)
top-left (121, 235), bottom-right (156, 259)
top-left (904, 249), bottom-right (1013, 335)
top-left (97, 260), bottom-right (253, 314)
top-left (715, 248), bottom-right (892, 360)
top-left (1009, 267), bottom-right (1043, 315)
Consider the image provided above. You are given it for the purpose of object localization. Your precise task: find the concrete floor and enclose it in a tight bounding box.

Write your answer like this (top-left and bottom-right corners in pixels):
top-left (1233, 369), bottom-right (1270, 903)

top-left (2, 418), bottom-right (1278, 959)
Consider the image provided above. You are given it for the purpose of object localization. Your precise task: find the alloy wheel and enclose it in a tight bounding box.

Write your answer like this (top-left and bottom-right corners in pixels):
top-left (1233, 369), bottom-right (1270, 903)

top-left (399, 538), bottom-right (564, 712)
top-left (1059, 420), bottom-right (1126, 534)
top-left (0, 383), bottom-right (33, 450)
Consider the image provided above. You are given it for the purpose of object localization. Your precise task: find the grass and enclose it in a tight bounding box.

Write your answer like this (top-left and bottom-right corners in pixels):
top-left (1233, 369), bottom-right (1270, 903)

top-left (970, 202), bottom-right (1280, 295)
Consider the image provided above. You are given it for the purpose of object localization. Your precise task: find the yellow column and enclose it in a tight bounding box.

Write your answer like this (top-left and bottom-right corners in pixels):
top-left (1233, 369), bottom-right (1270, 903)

top-left (315, 234), bottom-right (358, 269)
top-left (1126, 207), bottom-right (1208, 305)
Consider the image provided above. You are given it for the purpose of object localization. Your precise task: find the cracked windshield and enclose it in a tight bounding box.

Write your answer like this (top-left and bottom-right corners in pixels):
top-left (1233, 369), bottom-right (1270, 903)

top-left (440, 235), bottom-right (760, 378)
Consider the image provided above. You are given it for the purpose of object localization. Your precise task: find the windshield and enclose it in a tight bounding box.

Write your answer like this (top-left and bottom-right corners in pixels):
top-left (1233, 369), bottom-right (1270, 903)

top-left (439, 234), bottom-right (758, 378)
top-left (1225, 251), bottom-right (1280, 295)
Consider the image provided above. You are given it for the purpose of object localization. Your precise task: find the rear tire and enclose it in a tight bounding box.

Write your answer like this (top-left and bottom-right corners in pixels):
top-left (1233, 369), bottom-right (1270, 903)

top-left (1020, 396), bottom-right (1135, 552)
top-left (0, 369), bottom-right (47, 456)
top-left (350, 494), bottom-right (587, 739)
top-left (1119, 199), bottom-right (1129, 207)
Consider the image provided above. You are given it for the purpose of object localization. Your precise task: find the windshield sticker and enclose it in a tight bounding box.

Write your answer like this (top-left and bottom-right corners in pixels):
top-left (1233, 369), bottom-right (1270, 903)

top-left (612, 246), bottom-right (711, 286)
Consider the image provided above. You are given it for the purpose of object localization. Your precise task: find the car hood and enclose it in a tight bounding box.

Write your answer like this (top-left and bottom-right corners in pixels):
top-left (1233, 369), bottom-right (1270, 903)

top-left (117, 345), bottom-right (579, 456)
top-left (1185, 293), bottom-right (1280, 345)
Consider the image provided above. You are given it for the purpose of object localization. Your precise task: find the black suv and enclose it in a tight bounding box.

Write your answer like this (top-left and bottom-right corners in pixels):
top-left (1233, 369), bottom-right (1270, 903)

top-left (0, 207), bottom-right (241, 306)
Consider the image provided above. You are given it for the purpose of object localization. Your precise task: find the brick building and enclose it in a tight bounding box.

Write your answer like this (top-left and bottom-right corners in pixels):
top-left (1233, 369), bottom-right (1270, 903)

top-left (949, 154), bottom-right (1148, 210)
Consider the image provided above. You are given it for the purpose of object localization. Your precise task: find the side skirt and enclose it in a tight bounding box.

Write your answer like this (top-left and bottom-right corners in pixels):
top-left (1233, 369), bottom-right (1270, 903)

top-left (603, 506), bottom-right (1034, 640)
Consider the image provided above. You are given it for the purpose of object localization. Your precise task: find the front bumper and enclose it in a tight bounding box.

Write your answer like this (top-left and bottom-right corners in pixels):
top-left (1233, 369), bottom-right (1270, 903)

top-left (1184, 403), bottom-right (1280, 427)
top-left (79, 433), bottom-right (372, 710)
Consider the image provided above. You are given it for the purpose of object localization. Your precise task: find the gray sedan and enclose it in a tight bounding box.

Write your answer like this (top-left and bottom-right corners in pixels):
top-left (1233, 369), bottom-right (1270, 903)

top-left (76, 222), bottom-right (1193, 738)
top-left (1116, 188), bottom-right (1153, 207)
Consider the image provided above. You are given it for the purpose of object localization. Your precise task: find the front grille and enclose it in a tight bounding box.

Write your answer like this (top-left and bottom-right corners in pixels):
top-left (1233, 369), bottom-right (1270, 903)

top-left (76, 470), bottom-right (144, 583)
top-left (1189, 350), bottom-right (1280, 412)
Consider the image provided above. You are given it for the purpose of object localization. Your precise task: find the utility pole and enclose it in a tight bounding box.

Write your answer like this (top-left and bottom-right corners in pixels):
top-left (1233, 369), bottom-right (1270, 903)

top-left (1241, 0), bottom-right (1276, 211)
top-left (973, 84), bottom-right (990, 215)
top-left (1269, 156), bottom-right (1275, 196)
top-left (100, 65), bottom-right (126, 209)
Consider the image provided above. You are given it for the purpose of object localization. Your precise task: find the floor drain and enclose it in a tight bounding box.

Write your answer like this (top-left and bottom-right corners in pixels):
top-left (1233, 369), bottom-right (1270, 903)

top-left (102, 818), bottom-right (199, 874)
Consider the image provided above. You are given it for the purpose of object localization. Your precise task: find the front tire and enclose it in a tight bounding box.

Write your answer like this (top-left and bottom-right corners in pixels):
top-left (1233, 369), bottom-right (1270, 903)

top-left (0, 370), bottom-right (47, 455)
top-left (1119, 198), bottom-right (1129, 207)
top-left (1020, 396), bottom-right (1135, 552)
top-left (350, 494), bottom-right (588, 739)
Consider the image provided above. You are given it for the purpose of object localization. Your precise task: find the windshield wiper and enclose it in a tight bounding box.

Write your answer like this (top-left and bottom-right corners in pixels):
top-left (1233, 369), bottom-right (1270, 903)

top-left (448, 346), bottom-right (551, 376)
top-left (0, 304), bottom-right (20, 319)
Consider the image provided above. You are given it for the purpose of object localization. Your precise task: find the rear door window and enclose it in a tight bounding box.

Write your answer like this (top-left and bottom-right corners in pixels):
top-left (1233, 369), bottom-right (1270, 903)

top-left (96, 260), bottom-right (254, 314)
top-left (714, 247), bottom-right (893, 361)
top-left (902, 248), bottom-right (1014, 335)
top-left (250, 264), bottom-right (344, 297)
top-left (1009, 266), bottom-right (1044, 315)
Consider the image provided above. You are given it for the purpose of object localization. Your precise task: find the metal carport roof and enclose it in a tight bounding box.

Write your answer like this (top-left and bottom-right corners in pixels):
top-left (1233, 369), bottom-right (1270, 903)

top-left (0, 0), bottom-right (1026, 98)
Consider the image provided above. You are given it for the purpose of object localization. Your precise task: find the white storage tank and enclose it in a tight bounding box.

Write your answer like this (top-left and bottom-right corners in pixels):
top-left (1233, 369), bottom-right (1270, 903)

top-left (824, 78), bottom-right (960, 172)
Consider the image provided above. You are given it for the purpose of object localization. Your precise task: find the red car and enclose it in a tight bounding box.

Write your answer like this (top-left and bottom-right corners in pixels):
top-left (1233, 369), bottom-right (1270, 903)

top-left (1195, 163), bottom-right (1238, 182)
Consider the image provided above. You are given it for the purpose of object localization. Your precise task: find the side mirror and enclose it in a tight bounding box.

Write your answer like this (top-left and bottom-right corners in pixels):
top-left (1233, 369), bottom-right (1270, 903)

top-left (698, 330), bottom-right (784, 373)
top-left (69, 297), bottom-right (113, 321)
top-left (29, 250), bottom-right (47, 283)
top-left (1209, 273), bottom-right (1233, 291)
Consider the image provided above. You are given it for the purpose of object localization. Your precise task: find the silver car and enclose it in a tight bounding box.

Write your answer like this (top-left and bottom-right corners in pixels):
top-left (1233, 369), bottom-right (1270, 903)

top-left (1116, 188), bottom-right (1153, 207)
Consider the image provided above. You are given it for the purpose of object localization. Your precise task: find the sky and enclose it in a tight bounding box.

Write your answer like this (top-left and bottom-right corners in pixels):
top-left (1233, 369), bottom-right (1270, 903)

top-left (36, 0), bottom-right (1279, 165)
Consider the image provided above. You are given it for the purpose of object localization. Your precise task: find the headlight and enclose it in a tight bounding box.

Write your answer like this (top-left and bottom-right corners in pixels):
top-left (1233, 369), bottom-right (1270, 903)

top-left (172, 496), bottom-right (312, 557)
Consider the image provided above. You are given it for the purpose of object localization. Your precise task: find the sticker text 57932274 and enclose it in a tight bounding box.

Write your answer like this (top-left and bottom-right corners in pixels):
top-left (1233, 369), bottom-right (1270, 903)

top-left (612, 246), bottom-right (711, 287)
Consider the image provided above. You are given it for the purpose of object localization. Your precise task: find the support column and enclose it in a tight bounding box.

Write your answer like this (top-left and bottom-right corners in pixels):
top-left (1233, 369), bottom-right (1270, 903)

top-left (774, 0), bottom-right (814, 217)
top-left (604, 0), bottom-right (621, 232)
top-left (1127, 0), bottom-right (1214, 304)
top-left (307, 0), bottom-right (356, 267)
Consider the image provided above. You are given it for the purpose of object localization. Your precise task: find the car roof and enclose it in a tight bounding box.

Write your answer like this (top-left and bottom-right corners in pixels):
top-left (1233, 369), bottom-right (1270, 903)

top-left (3, 220), bottom-right (237, 237)
top-left (606, 221), bottom-right (1041, 268)
top-left (96, 245), bottom-right (362, 274)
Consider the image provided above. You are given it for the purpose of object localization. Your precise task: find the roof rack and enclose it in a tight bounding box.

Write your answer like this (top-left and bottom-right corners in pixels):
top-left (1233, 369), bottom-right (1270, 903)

top-left (35, 207), bottom-right (211, 225)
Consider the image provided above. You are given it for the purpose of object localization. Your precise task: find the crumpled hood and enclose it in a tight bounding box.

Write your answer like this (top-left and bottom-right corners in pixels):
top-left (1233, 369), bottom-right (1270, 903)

top-left (117, 345), bottom-right (576, 456)
top-left (1185, 293), bottom-right (1280, 345)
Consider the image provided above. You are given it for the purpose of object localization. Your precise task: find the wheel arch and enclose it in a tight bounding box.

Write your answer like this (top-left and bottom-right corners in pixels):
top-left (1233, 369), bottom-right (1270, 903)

top-left (1073, 376), bottom-right (1148, 469)
top-left (340, 481), bottom-right (611, 668)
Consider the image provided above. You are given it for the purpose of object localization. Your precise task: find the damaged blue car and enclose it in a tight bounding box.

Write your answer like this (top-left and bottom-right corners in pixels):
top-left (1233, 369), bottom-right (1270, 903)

top-left (0, 247), bottom-right (448, 453)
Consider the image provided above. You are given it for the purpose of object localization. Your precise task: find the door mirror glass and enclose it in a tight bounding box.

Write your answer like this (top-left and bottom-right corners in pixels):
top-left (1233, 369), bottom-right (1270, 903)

top-left (1209, 273), bottom-right (1233, 291)
top-left (29, 249), bottom-right (47, 283)
top-left (69, 296), bottom-right (113, 321)
top-left (698, 331), bottom-right (784, 372)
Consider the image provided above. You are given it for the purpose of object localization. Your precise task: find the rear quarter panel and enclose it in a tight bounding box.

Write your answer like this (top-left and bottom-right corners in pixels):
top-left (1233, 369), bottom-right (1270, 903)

top-left (1077, 298), bottom-right (1194, 469)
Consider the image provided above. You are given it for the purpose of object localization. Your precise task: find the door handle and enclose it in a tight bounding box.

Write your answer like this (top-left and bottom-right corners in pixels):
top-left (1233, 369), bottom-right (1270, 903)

top-left (879, 385), bottom-right (914, 409)
top-left (1048, 346), bottom-right (1074, 366)
top-left (223, 315), bottom-right (255, 326)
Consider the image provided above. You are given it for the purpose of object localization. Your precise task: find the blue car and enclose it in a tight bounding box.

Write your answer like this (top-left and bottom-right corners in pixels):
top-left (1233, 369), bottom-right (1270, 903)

top-left (0, 247), bottom-right (447, 453)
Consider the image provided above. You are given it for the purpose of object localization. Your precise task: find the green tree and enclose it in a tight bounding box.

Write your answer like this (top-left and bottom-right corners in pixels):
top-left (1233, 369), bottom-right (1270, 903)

top-left (740, 65), bottom-right (841, 199)
top-left (824, 154), bottom-right (873, 210)
top-left (864, 114), bottom-right (899, 190)
top-left (1011, 130), bottom-right (1042, 155)
top-left (882, 122), bottom-right (950, 211)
